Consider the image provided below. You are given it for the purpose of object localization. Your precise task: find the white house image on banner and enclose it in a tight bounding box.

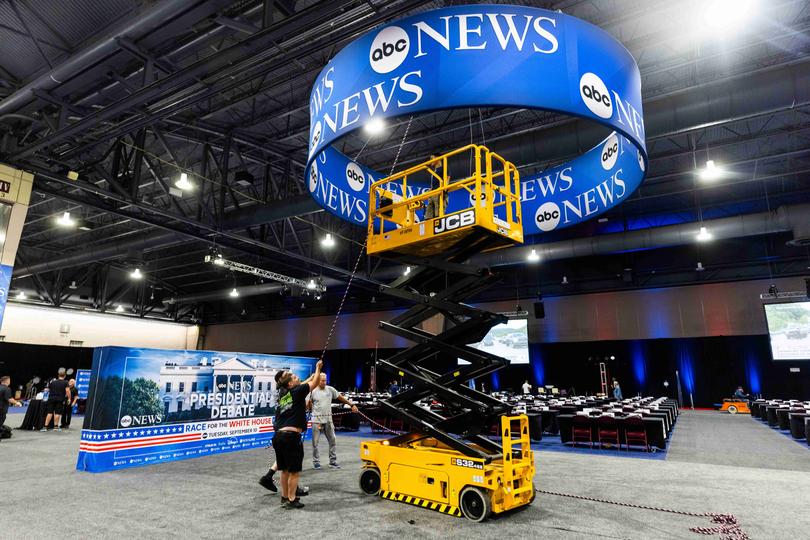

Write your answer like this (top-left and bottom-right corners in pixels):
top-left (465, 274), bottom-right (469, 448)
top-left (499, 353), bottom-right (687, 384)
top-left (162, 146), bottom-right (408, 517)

top-left (159, 357), bottom-right (281, 415)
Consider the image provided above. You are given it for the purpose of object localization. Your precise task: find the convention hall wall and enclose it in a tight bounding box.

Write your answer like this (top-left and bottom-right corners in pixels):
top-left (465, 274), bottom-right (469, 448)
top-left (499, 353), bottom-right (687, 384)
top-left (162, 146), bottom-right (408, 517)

top-left (204, 276), bottom-right (809, 405)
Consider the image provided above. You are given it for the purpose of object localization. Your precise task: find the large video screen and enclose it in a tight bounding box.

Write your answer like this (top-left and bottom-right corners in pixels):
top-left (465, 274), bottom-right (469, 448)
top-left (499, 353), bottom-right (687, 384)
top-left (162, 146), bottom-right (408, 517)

top-left (764, 301), bottom-right (810, 360)
top-left (459, 318), bottom-right (529, 365)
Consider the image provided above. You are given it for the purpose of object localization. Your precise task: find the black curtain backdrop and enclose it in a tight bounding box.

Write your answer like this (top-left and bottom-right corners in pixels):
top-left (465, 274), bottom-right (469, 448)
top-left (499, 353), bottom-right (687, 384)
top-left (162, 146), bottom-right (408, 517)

top-left (0, 342), bottom-right (94, 392)
top-left (284, 335), bottom-right (810, 407)
top-left (2, 336), bottom-right (807, 407)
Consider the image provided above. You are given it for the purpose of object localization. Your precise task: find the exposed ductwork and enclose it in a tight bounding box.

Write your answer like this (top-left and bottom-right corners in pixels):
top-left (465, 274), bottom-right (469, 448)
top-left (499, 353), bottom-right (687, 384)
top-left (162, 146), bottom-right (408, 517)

top-left (0, 0), bottom-right (211, 117)
top-left (164, 204), bottom-right (810, 305)
top-left (12, 194), bottom-right (321, 278)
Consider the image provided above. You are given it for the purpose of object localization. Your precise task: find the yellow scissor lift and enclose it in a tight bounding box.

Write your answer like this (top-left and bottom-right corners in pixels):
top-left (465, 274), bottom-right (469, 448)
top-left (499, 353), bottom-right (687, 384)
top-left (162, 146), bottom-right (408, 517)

top-left (359, 145), bottom-right (535, 521)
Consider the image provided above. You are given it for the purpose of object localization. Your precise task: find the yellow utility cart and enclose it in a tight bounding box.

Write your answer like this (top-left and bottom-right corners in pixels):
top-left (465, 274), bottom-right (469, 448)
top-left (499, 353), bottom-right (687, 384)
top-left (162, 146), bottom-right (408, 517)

top-left (359, 145), bottom-right (535, 521)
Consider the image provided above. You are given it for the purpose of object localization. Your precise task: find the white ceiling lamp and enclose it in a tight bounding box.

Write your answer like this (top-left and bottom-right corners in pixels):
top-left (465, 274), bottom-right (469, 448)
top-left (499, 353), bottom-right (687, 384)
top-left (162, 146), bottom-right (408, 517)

top-left (364, 117), bottom-right (386, 136)
top-left (175, 172), bottom-right (194, 191)
top-left (321, 233), bottom-right (335, 248)
top-left (696, 226), bottom-right (713, 242)
top-left (561, 276), bottom-right (569, 285)
top-left (307, 279), bottom-right (317, 290)
top-left (213, 253), bottom-right (225, 266)
top-left (56, 211), bottom-right (76, 227)
top-left (229, 288), bottom-right (240, 298)
top-left (696, 261), bottom-right (705, 272)
top-left (130, 268), bottom-right (143, 280)
top-left (315, 294), bottom-right (322, 300)
top-left (115, 304), bottom-right (124, 313)
top-left (703, 0), bottom-right (755, 31)
top-left (527, 249), bottom-right (540, 263)
top-left (404, 266), bottom-right (412, 276)
top-left (15, 291), bottom-right (26, 300)
top-left (698, 159), bottom-right (723, 181)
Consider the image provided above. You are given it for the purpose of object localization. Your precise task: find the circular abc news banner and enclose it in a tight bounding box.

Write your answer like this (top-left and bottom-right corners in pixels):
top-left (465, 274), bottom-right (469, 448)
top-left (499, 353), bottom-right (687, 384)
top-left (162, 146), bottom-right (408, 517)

top-left (305, 5), bottom-right (647, 235)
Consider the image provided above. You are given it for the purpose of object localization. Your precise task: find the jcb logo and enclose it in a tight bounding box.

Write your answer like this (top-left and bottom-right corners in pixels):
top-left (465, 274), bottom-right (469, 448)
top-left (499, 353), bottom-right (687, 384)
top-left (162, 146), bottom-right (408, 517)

top-left (345, 162), bottom-right (365, 191)
top-left (369, 26), bottom-right (409, 74)
top-left (535, 202), bottom-right (561, 232)
top-left (434, 210), bottom-right (475, 234)
top-left (601, 133), bottom-right (619, 170)
top-left (579, 72), bottom-right (612, 119)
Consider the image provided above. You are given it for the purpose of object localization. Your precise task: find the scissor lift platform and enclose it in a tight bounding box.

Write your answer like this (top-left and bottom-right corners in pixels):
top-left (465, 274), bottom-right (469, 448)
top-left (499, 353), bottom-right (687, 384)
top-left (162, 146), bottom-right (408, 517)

top-left (359, 145), bottom-right (535, 521)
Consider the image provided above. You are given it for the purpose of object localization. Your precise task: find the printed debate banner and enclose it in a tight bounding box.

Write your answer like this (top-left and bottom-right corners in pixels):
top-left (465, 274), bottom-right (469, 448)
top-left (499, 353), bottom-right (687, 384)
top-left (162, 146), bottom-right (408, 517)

top-left (76, 346), bottom-right (315, 473)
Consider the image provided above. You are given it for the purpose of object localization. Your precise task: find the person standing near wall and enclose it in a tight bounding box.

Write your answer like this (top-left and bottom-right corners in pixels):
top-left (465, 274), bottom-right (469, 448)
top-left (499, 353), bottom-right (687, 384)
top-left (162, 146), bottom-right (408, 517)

top-left (522, 380), bottom-right (532, 394)
top-left (612, 378), bottom-right (623, 401)
top-left (308, 373), bottom-right (358, 470)
top-left (63, 378), bottom-right (79, 428)
top-left (41, 368), bottom-right (69, 432)
top-left (1, 375), bottom-right (23, 440)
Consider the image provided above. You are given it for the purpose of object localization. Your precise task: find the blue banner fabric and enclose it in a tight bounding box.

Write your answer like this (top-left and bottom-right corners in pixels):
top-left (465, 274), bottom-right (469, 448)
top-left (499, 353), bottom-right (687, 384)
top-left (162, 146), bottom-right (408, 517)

top-left (305, 5), bottom-right (646, 233)
top-left (0, 263), bottom-right (11, 328)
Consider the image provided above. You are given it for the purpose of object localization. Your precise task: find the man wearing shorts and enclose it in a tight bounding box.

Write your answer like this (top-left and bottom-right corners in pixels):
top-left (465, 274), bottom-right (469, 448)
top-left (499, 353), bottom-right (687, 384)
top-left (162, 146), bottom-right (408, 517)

top-left (42, 368), bottom-right (69, 432)
top-left (272, 359), bottom-right (322, 509)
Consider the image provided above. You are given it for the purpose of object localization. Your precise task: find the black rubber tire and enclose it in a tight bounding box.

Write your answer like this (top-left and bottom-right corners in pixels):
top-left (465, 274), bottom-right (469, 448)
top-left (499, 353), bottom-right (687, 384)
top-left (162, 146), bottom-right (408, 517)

top-left (728, 405), bottom-right (738, 414)
top-left (359, 468), bottom-right (381, 496)
top-left (459, 486), bottom-right (491, 522)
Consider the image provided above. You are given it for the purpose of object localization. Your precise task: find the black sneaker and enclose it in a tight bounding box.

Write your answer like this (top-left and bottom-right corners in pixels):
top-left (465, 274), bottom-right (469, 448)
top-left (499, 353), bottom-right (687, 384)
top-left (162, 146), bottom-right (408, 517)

top-left (296, 485), bottom-right (309, 497)
top-left (280, 497), bottom-right (289, 507)
top-left (286, 498), bottom-right (305, 509)
top-left (259, 474), bottom-right (277, 493)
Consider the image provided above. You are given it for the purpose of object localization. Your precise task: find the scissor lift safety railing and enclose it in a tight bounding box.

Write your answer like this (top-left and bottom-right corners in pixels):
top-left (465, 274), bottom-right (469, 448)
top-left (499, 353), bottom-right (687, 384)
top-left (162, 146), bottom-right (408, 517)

top-left (368, 145), bottom-right (526, 464)
top-left (368, 144), bottom-right (523, 257)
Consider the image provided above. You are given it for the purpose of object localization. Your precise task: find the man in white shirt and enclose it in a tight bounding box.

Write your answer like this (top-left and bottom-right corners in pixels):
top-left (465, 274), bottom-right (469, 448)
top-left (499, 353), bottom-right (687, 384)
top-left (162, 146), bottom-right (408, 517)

top-left (307, 373), bottom-right (357, 469)
top-left (522, 380), bottom-right (532, 394)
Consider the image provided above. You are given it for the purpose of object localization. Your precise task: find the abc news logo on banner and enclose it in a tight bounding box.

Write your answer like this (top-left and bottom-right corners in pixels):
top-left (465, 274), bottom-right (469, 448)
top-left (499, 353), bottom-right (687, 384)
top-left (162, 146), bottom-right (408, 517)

top-left (345, 162), bottom-right (366, 191)
top-left (580, 72), bottom-right (612, 119)
top-left (535, 201), bottom-right (561, 232)
top-left (370, 26), bottom-right (409, 74)
top-left (120, 414), bottom-right (163, 428)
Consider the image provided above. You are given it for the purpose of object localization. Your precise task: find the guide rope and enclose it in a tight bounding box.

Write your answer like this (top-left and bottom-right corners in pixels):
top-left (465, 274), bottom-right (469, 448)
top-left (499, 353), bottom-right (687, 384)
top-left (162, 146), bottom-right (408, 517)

top-left (535, 488), bottom-right (749, 540)
top-left (316, 116), bottom-right (414, 363)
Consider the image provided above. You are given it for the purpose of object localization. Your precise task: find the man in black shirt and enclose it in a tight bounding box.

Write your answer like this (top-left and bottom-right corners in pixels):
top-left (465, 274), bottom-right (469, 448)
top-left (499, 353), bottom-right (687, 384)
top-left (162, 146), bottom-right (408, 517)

top-left (42, 368), bottom-right (70, 432)
top-left (272, 359), bottom-right (322, 509)
top-left (1, 375), bottom-right (23, 438)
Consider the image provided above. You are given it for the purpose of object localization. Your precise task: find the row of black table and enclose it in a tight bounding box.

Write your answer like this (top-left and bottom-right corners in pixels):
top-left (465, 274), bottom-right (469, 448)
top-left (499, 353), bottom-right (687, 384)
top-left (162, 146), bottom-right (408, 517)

top-left (750, 399), bottom-right (810, 444)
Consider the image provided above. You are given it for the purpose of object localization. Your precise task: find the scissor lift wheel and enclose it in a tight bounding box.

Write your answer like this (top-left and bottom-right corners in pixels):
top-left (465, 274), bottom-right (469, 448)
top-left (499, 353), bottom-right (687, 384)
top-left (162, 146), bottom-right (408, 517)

top-left (359, 467), bottom-right (381, 495)
top-left (727, 405), bottom-right (738, 414)
top-left (459, 486), bottom-right (491, 522)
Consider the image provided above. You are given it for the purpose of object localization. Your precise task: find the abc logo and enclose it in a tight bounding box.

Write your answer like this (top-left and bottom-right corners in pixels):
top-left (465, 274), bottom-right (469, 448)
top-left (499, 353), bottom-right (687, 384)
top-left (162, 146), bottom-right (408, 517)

top-left (309, 121), bottom-right (322, 157)
top-left (637, 150), bottom-right (645, 172)
top-left (120, 415), bottom-right (132, 428)
top-left (369, 26), bottom-right (409, 74)
top-left (345, 162), bottom-right (365, 192)
top-left (308, 161), bottom-right (318, 193)
top-left (535, 202), bottom-right (561, 232)
top-left (601, 133), bottom-right (619, 170)
top-left (579, 72), bottom-right (612, 119)
top-left (469, 191), bottom-right (487, 206)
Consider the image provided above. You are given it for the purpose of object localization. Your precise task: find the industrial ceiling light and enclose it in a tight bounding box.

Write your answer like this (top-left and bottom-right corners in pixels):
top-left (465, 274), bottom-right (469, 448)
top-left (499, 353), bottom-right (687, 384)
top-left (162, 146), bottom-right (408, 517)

top-left (696, 226), bottom-right (713, 242)
top-left (698, 159), bottom-right (722, 181)
top-left (321, 233), bottom-right (335, 248)
top-left (527, 249), bottom-right (540, 262)
top-left (213, 253), bottom-right (225, 266)
top-left (15, 291), bottom-right (26, 300)
top-left (69, 281), bottom-right (78, 290)
top-left (175, 172), bottom-right (194, 191)
top-left (229, 288), bottom-right (240, 298)
top-left (115, 304), bottom-right (124, 312)
top-left (130, 268), bottom-right (143, 280)
top-left (404, 266), bottom-right (412, 276)
top-left (307, 279), bottom-right (317, 290)
top-left (561, 275), bottom-right (569, 285)
top-left (56, 211), bottom-right (76, 227)
top-left (703, 0), bottom-right (755, 30)
top-left (364, 117), bottom-right (386, 135)
top-left (315, 294), bottom-right (322, 300)
top-left (696, 261), bottom-right (705, 272)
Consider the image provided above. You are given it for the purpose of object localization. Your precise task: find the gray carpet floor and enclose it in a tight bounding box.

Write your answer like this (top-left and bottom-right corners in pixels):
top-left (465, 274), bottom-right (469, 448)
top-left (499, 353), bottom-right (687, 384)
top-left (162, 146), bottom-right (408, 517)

top-left (2, 410), bottom-right (809, 539)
